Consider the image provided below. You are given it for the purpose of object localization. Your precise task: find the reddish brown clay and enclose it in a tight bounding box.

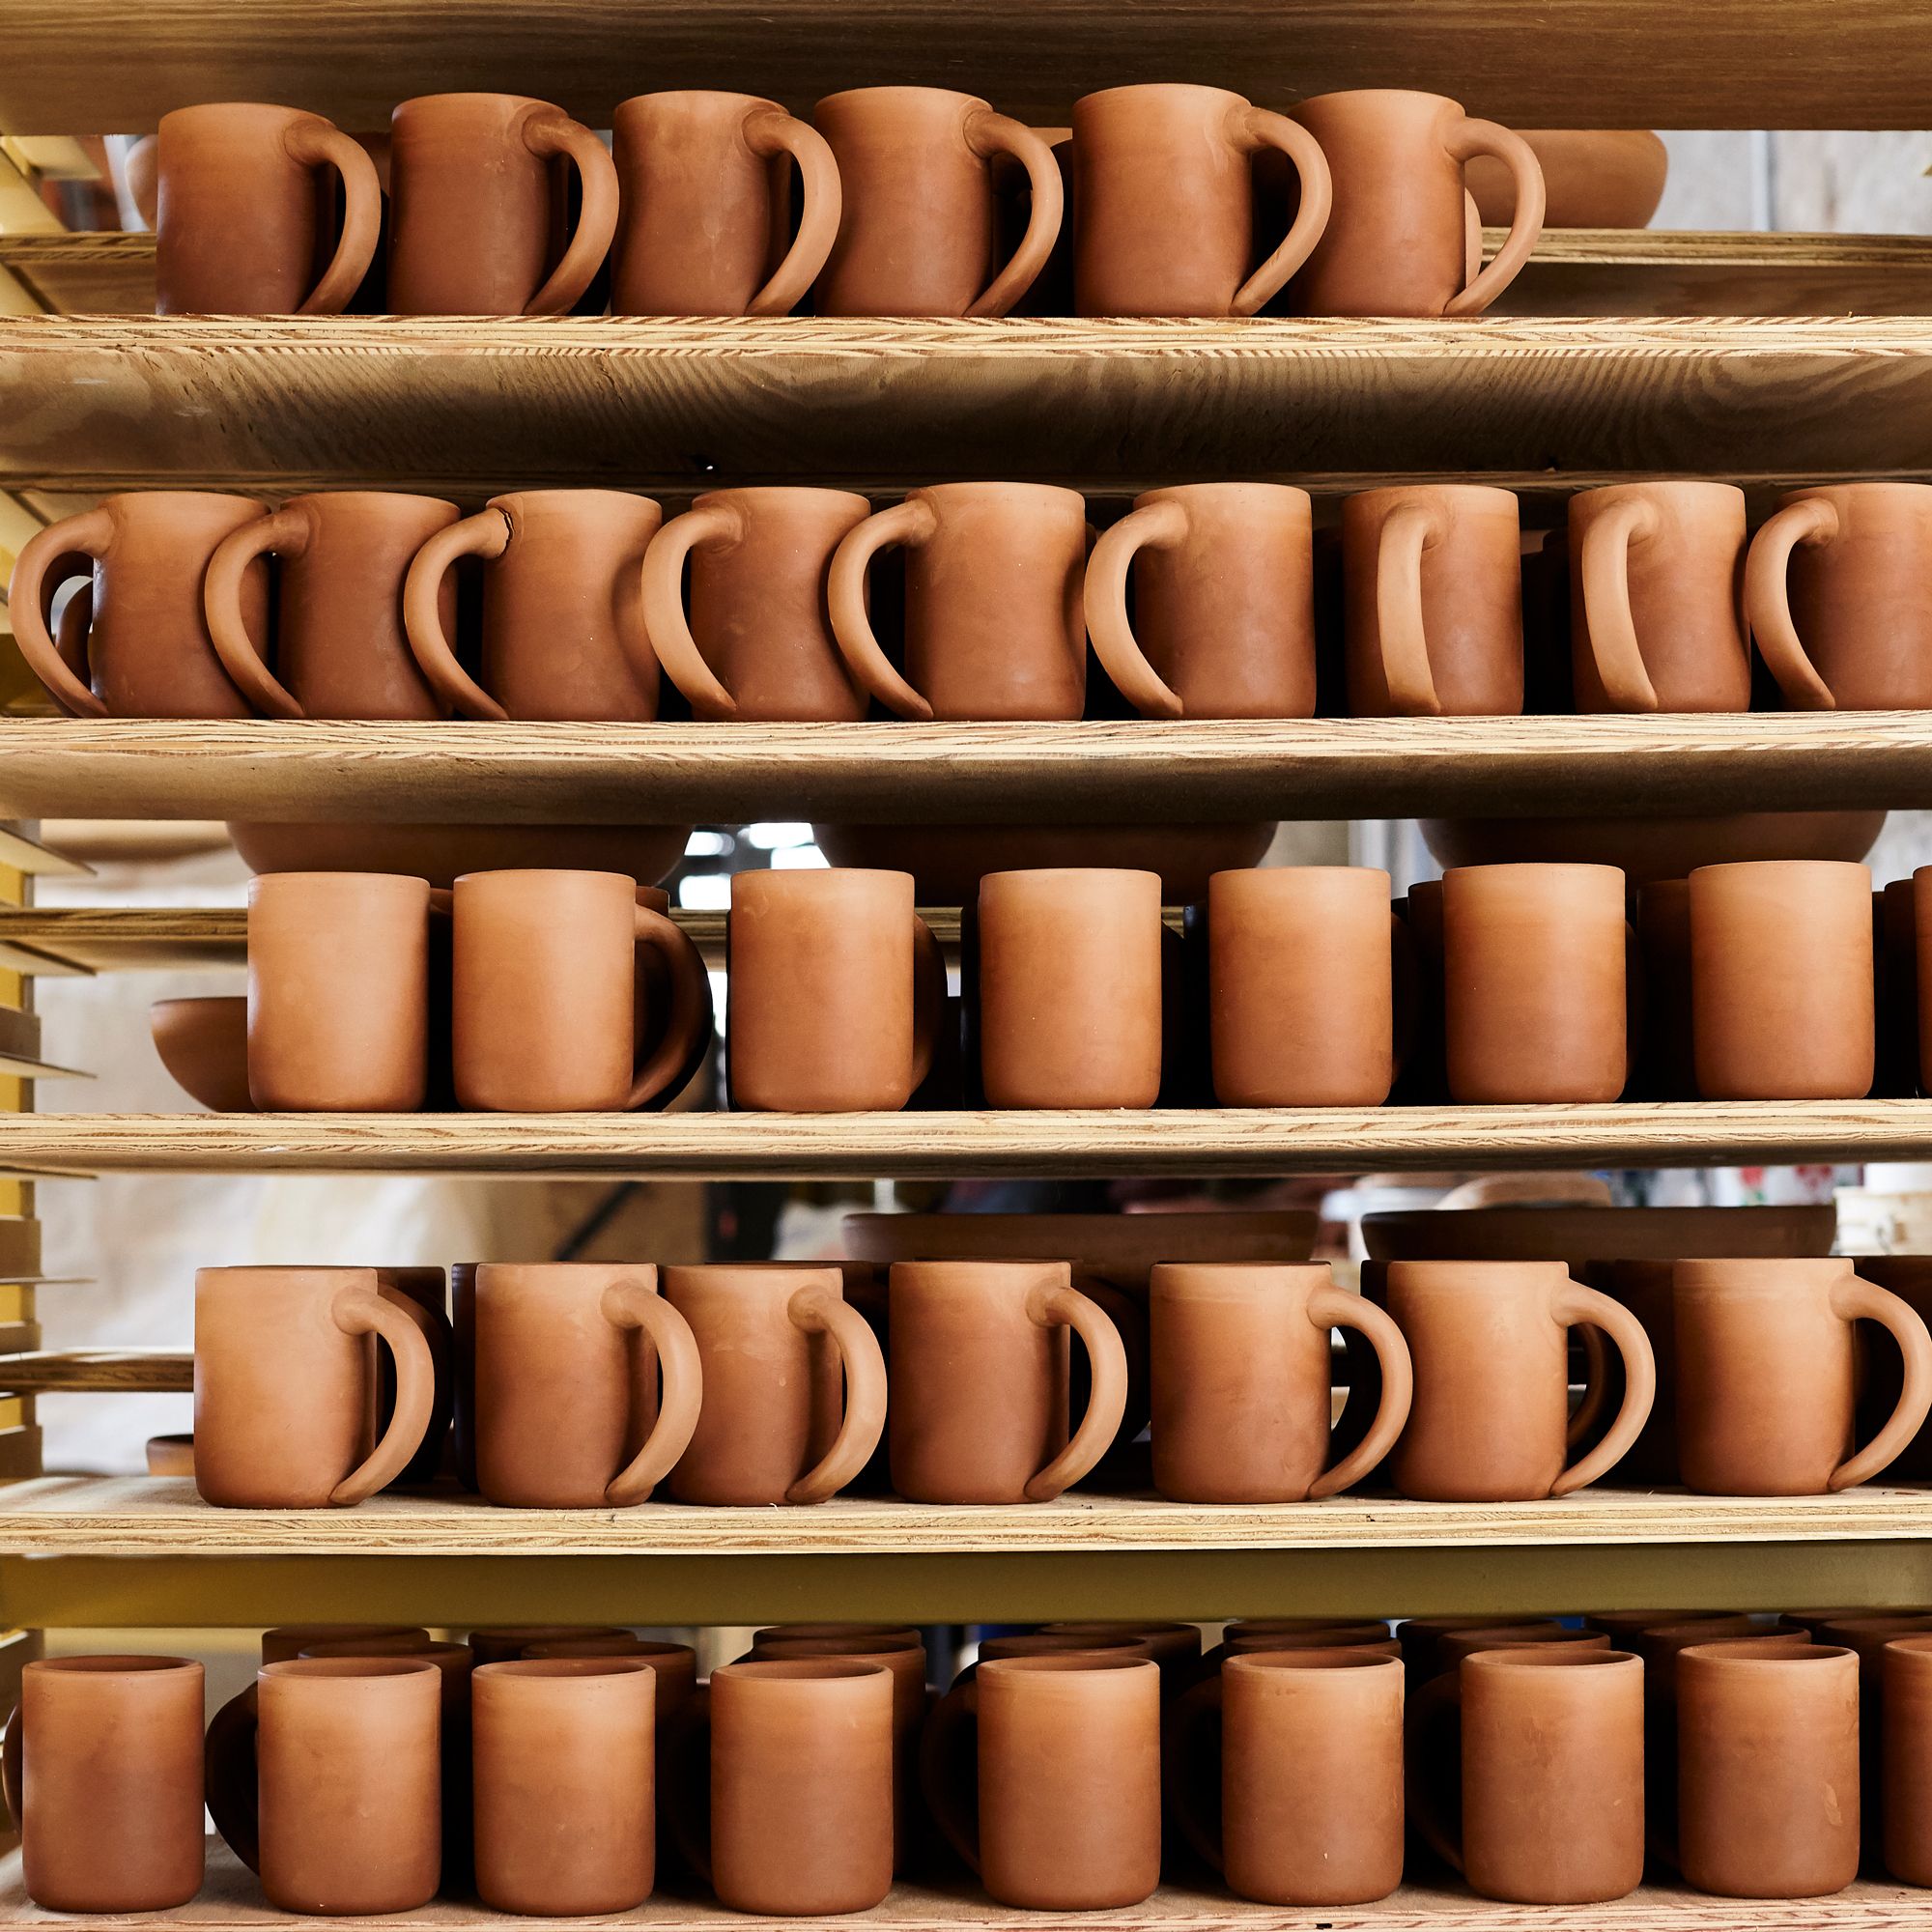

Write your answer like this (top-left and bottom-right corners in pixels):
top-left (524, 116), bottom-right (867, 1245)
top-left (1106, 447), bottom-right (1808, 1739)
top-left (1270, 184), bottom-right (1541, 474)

top-left (260, 1626), bottom-right (430, 1665)
top-left (466, 1628), bottom-right (631, 1667)
top-left (146, 1434), bottom-right (196, 1476)
top-left (1466, 130), bottom-right (1665, 226)
top-left (1431, 1627), bottom-right (1612, 1676)
top-left (753, 1623), bottom-right (923, 1650)
top-left (1040, 1623), bottom-right (1203, 1680)
top-left (1884, 1634), bottom-right (1932, 1883)
top-left (150, 994), bottom-right (251, 1112)
top-left (229, 820), bottom-right (693, 892)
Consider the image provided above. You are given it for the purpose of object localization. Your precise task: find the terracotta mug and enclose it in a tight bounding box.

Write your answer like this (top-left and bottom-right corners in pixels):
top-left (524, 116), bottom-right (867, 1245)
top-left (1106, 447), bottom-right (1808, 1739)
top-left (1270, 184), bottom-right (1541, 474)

top-left (387, 92), bottom-right (617, 314)
top-left (205, 1657), bottom-right (442, 1914)
top-left (261, 1625), bottom-right (431, 1665)
top-left (466, 1627), bottom-right (631, 1667)
top-left (1441, 863), bottom-right (1630, 1103)
top-left (246, 870), bottom-right (432, 1111)
top-left (1150, 1264), bottom-right (1411, 1502)
top-left (404, 490), bottom-right (662, 721)
top-left (1041, 1622), bottom-right (1202, 1680)
top-left (975, 867), bottom-right (1163, 1108)
top-left (812, 88), bottom-right (1060, 317)
top-left (1431, 1627), bottom-right (1612, 1676)
top-left (922, 1653), bottom-right (1163, 1909)
top-left (1914, 868), bottom-right (1932, 1094)
top-left (642, 488), bottom-right (871, 719)
top-left (830, 483), bottom-right (1088, 720)
top-left (1085, 484), bottom-right (1317, 719)
top-left (611, 92), bottom-right (838, 316)
top-left (662, 1264), bottom-right (886, 1504)
top-left (1070, 85), bottom-right (1331, 317)
top-left (1, 1656), bottom-right (204, 1912)
top-left (1884, 1634), bottom-right (1932, 1884)
top-left (449, 868), bottom-right (710, 1111)
top-left (1289, 89), bottom-right (1544, 316)
top-left (1672, 1259), bottom-right (1932, 1495)
top-left (1408, 1649), bottom-right (1644, 1904)
top-left (1386, 1261), bottom-right (1655, 1501)
top-left (1342, 485), bottom-right (1524, 716)
top-left (8, 491), bottom-right (263, 717)
top-left (194, 1264), bottom-right (438, 1508)
top-left (1570, 482), bottom-right (1750, 712)
top-left (204, 492), bottom-right (459, 719)
top-left (889, 1260), bottom-right (1128, 1504)
top-left (1690, 860), bottom-right (1874, 1100)
top-left (1165, 1651), bottom-right (1402, 1905)
top-left (156, 102), bottom-right (381, 314)
top-left (471, 1263), bottom-right (702, 1507)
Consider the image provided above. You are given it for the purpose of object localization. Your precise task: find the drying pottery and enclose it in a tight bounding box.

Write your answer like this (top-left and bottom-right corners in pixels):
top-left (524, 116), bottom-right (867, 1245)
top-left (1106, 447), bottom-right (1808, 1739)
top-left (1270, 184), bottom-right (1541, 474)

top-left (260, 1626), bottom-right (430, 1665)
top-left (1884, 1634), bottom-right (1932, 1883)
top-left (145, 1433), bottom-right (195, 1476)
top-left (226, 820), bottom-right (693, 891)
top-left (1360, 1202), bottom-right (1835, 1264)
top-left (1466, 129), bottom-right (1666, 228)
top-left (465, 1628), bottom-right (630, 1667)
top-left (150, 995), bottom-right (251, 1112)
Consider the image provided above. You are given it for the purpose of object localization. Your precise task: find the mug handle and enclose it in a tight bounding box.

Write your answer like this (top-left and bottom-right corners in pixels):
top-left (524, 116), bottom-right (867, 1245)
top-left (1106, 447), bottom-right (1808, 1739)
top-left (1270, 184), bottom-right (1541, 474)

top-left (828, 497), bottom-right (941, 718)
top-left (659, 1686), bottom-right (714, 1879)
top-left (628, 900), bottom-right (712, 1108)
top-left (601, 1272), bottom-right (704, 1505)
top-left (962, 111), bottom-right (1061, 318)
top-left (205, 505), bottom-right (309, 718)
top-left (917, 1672), bottom-right (982, 1872)
top-left (1308, 1285), bottom-right (1413, 1499)
top-left (329, 1281), bottom-right (437, 1505)
top-left (522, 109), bottom-right (621, 317)
top-left (285, 119), bottom-right (383, 315)
top-left (1745, 496), bottom-right (1840, 712)
top-left (1578, 495), bottom-right (1662, 712)
top-left (1404, 1670), bottom-right (1465, 1871)
top-left (1828, 1273), bottom-right (1932, 1490)
top-left (1444, 118), bottom-right (1545, 316)
top-left (1231, 107), bottom-right (1333, 316)
top-left (1, 1698), bottom-right (19, 1833)
top-left (910, 915), bottom-right (944, 1094)
top-left (783, 1278), bottom-right (888, 1503)
top-left (404, 507), bottom-right (513, 719)
top-left (7, 507), bottom-right (114, 716)
top-left (744, 106), bottom-right (842, 317)
top-left (1376, 499), bottom-right (1444, 717)
top-left (1549, 1277), bottom-right (1656, 1497)
top-left (1083, 498), bottom-right (1189, 719)
top-left (639, 501), bottom-right (745, 718)
top-left (1163, 1676), bottom-right (1226, 1871)
top-left (204, 1684), bottom-right (262, 1873)
top-left (1024, 1278), bottom-right (1128, 1501)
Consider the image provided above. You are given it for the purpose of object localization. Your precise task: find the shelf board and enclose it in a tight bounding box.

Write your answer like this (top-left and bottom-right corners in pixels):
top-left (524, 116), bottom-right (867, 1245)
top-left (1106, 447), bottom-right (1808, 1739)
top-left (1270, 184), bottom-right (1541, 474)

top-left (0, 1350), bottom-right (185, 1393)
top-left (3, 316), bottom-right (1931, 492)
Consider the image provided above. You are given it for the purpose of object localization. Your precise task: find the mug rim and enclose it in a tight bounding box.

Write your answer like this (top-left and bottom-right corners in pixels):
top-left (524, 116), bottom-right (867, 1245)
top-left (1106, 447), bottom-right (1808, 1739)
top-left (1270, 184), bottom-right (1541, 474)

top-left (979, 1652), bottom-right (1158, 1678)
top-left (474, 1658), bottom-right (656, 1680)
top-left (1226, 1648), bottom-right (1403, 1675)
top-left (26, 1654), bottom-right (198, 1677)
top-left (716, 1657), bottom-right (894, 1684)
top-left (1463, 1645), bottom-right (1637, 1672)
top-left (261, 1656), bottom-right (441, 1681)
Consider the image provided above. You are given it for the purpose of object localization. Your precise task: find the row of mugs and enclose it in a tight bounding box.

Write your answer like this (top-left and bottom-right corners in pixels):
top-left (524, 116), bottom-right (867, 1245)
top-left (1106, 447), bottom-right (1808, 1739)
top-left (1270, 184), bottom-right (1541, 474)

top-left (156, 84), bottom-right (1543, 322)
top-left (21, 479), bottom-right (1929, 724)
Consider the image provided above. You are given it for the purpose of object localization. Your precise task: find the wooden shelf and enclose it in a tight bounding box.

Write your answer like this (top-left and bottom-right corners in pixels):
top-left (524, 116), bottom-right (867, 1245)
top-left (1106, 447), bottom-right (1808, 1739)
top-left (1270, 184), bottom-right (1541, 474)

top-left (0, 1350), bottom-right (185, 1393)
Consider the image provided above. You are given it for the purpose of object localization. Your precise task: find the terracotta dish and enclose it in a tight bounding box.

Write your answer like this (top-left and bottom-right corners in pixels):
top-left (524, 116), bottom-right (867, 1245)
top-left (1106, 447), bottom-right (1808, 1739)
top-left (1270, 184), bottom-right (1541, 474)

top-left (150, 996), bottom-right (252, 1113)
top-left (1466, 131), bottom-right (1667, 229)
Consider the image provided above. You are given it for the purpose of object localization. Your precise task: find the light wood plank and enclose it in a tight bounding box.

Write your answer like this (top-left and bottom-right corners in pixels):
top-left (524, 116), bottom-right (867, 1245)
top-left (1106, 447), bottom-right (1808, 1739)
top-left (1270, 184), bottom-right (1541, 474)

top-left (0, 1350), bottom-right (186, 1393)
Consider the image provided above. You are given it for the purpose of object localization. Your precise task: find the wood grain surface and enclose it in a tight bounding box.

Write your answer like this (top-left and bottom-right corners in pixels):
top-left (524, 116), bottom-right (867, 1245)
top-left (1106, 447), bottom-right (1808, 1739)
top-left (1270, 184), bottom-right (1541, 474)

top-left (0, 1351), bottom-right (186, 1393)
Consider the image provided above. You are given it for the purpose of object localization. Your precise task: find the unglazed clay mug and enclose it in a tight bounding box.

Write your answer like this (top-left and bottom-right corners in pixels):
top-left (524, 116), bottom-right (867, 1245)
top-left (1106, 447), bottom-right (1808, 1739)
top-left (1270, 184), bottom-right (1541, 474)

top-left (975, 867), bottom-right (1163, 1108)
top-left (1, 1656), bottom-right (205, 1912)
top-left (1569, 481), bottom-right (1750, 712)
top-left (726, 867), bottom-right (942, 1110)
top-left (155, 102), bottom-right (381, 314)
top-left (662, 1264), bottom-right (886, 1504)
top-left (1150, 1264), bottom-right (1411, 1503)
top-left (261, 1626), bottom-right (432, 1665)
top-left (1916, 868), bottom-right (1932, 1094)
top-left (1342, 485), bottom-right (1524, 716)
top-left (1747, 483), bottom-right (1932, 710)
top-left (642, 488), bottom-right (871, 719)
top-left (829, 483), bottom-right (1088, 720)
top-left (8, 491), bottom-right (264, 717)
top-left (1672, 1258), bottom-right (1932, 1494)
top-left (204, 492), bottom-right (459, 719)
top-left (470, 1263), bottom-right (702, 1507)
top-left (1084, 484), bottom-right (1317, 718)
top-left (1441, 862), bottom-right (1630, 1103)
top-left (246, 871), bottom-right (432, 1110)
top-left (611, 92), bottom-right (839, 316)
top-left (1690, 860), bottom-right (1874, 1100)
top-left (1288, 89), bottom-right (1545, 316)
top-left (889, 1260), bottom-right (1128, 1504)
top-left (812, 88), bottom-right (1061, 317)
top-left (1884, 1634), bottom-right (1932, 1884)
top-left (404, 490), bottom-right (662, 721)
top-left (449, 869), bottom-right (710, 1111)
top-left (1386, 1261), bottom-right (1655, 1501)
top-left (194, 1265), bottom-right (439, 1508)
top-left (1070, 85), bottom-right (1331, 317)
top-left (387, 92), bottom-right (618, 314)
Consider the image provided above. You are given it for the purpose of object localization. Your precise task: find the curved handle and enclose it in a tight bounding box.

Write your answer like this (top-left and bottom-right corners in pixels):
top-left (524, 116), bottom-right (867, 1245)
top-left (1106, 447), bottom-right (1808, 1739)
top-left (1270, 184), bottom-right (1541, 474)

top-left (522, 111), bottom-right (620, 316)
top-left (962, 111), bottom-right (1061, 318)
top-left (1444, 119), bottom-right (1545, 316)
top-left (1, 1700), bottom-right (19, 1833)
top-left (204, 1685), bottom-right (262, 1873)
top-left (1568, 1324), bottom-right (1612, 1448)
top-left (1233, 107), bottom-right (1333, 315)
top-left (1308, 1285), bottom-right (1413, 1500)
top-left (784, 1283), bottom-right (888, 1504)
top-left (1549, 1277), bottom-right (1656, 1497)
top-left (1084, 499), bottom-right (1188, 718)
top-left (1745, 497), bottom-right (1839, 712)
top-left (329, 1287), bottom-right (436, 1505)
top-left (828, 497), bottom-right (939, 718)
top-left (8, 507), bottom-right (113, 716)
top-left (1163, 1676), bottom-right (1226, 1871)
top-left (628, 902), bottom-right (712, 1108)
top-left (404, 508), bottom-right (512, 719)
top-left (917, 1675), bottom-right (981, 1872)
top-left (1829, 1274), bottom-right (1932, 1490)
top-left (285, 121), bottom-right (383, 315)
top-left (601, 1275), bottom-right (704, 1505)
top-left (1024, 1281), bottom-right (1128, 1501)
top-left (1579, 495), bottom-right (1662, 712)
top-left (1404, 1671), bottom-right (1464, 1871)
top-left (910, 916), bottom-right (944, 1093)
top-left (1376, 500), bottom-right (1443, 717)
top-left (659, 1686), bottom-right (713, 1880)
top-left (639, 501), bottom-right (744, 718)
top-left (205, 505), bottom-right (309, 718)
top-left (744, 108), bottom-right (842, 317)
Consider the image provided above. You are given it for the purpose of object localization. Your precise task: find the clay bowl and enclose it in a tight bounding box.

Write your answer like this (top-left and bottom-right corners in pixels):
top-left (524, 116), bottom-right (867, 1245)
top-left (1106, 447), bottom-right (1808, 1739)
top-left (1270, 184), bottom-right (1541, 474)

top-left (150, 996), bottom-right (252, 1112)
top-left (1361, 1204), bottom-right (1836, 1266)
top-left (1465, 130), bottom-right (1668, 228)
top-left (227, 820), bottom-right (693, 889)
top-left (146, 1434), bottom-right (195, 1477)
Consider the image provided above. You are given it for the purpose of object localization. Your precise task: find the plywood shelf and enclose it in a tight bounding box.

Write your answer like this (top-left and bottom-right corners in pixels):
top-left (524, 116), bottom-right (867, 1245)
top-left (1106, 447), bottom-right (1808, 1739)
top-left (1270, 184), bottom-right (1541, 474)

top-left (0, 1350), bottom-right (186, 1393)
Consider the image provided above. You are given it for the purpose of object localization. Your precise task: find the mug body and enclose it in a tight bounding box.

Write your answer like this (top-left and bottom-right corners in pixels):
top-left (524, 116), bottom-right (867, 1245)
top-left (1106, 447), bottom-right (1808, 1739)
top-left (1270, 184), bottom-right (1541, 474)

top-left (1779, 483), bottom-right (1932, 707)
